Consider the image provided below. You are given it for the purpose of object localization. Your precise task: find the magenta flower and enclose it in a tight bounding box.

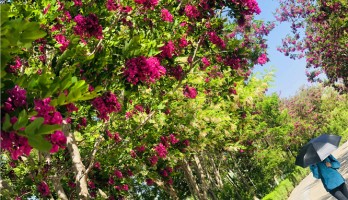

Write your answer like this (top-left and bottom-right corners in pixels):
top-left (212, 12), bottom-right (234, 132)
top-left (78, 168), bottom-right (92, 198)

top-left (54, 34), bottom-right (70, 52)
top-left (80, 117), bottom-right (87, 127)
top-left (257, 53), bottom-right (268, 65)
top-left (169, 134), bottom-right (179, 145)
top-left (122, 184), bottom-right (129, 191)
top-left (161, 9), bottom-right (173, 22)
top-left (108, 177), bottom-right (115, 185)
top-left (208, 32), bottom-right (226, 49)
top-left (73, 0), bottom-right (82, 6)
top-left (146, 178), bottom-right (154, 186)
top-left (88, 181), bottom-right (95, 189)
top-left (6, 85), bottom-right (27, 108)
top-left (134, 104), bottom-right (144, 112)
top-left (154, 143), bottom-right (167, 158)
top-left (94, 161), bottom-right (101, 170)
top-left (185, 4), bottom-right (200, 19)
top-left (114, 170), bottom-right (123, 179)
top-left (201, 57), bottom-right (210, 66)
top-left (106, 0), bottom-right (118, 11)
top-left (43, 4), bottom-right (50, 14)
top-left (113, 132), bottom-right (122, 143)
top-left (37, 181), bottom-right (50, 196)
top-left (49, 130), bottom-right (67, 153)
top-left (182, 139), bottom-right (190, 147)
top-left (124, 56), bottom-right (166, 85)
top-left (134, 0), bottom-right (158, 9)
top-left (149, 155), bottom-right (158, 166)
top-left (7, 58), bottom-right (22, 73)
top-left (160, 41), bottom-right (175, 59)
top-left (74, 14), bottom-right (103, 39)
top-left (178, 37), bottom-right (188, 48)
top-left (66, 103), bottom-right (78, 113)
top-left (169, 65), bottom-right (184, 80)
top-left (91, 92), bottom-right (122, 121)
top-left (183, 85), bottom-right (197, 99)
top-left (1, 131), bottom-right (32, 160)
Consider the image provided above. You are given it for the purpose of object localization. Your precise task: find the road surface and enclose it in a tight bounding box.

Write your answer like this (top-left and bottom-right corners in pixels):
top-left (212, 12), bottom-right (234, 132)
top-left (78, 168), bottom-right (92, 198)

top-left (288, 141), bottom-right (348, 200)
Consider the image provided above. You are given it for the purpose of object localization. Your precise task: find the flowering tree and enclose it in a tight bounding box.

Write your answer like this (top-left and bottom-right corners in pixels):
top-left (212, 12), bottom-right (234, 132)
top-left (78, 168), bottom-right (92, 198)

top-left (275, 0), bottom-right (348, 92)
top-left (0, 0), bottom-right (274, 199)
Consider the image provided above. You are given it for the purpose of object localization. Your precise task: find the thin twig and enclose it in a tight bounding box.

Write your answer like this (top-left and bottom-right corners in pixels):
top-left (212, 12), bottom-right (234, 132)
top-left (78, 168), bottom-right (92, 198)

top-left (81, 135), bottom-right (104, 180)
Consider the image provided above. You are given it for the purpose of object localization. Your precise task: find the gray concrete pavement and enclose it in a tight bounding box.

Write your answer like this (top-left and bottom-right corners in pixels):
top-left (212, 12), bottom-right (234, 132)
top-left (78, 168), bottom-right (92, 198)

top-left (289, 141), bottom-right (348, 200)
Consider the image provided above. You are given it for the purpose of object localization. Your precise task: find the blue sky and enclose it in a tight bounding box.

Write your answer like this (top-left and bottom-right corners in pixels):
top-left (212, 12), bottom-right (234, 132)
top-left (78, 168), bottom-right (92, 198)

top-left (252, 0), bottom-right (313, 98)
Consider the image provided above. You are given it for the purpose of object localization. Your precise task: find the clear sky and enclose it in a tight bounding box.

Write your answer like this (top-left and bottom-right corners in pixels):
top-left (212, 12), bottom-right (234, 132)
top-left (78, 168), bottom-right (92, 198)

top-left (252, 0), bottom-right (313, 98)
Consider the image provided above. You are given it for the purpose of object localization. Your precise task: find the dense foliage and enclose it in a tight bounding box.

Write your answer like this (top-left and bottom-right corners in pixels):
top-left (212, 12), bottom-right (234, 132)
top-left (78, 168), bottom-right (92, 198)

top-left (1, 0), bottom-right (348, 200)
top-left (276, 0), bottom-right (348, 92)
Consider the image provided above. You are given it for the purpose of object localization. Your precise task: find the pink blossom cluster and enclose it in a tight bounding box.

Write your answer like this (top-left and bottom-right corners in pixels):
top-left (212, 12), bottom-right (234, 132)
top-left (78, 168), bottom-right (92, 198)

top-left (124, 56), bottom-right (166, 85)
top-left (33, 98), bottom-right (67, 153)
top-left (34, 98), bottom-right (63, 125)
top-left (73, 0), bottom-right (82, 6)
top-left (74, 14), bottom-right (103, 39)
top-left (134, 0), bottom-right (159, 9)
top-left (208, 32), bottom-right (226, 49)
top-left (168, 65), bottom-right (184, 80)
top-left (65, 103), bottom-right (78, 113)
top-left (201, 57), bottom-right (210, 67)
top-left (1, 131), bottom-right (32, 160)
top-left (7, 58), bottom-right (22, 73)
top-left (231, 0), bottom-right (261, 15)
top-left (154, 143), bottom-right (167, 158)
top-left (183, 85), bottom-right (198, 99)
top-left (48, 130), bottom-right (67, 153)
top-left (106, 0), bottom-right (118, 11)
top-left (106, 130), bottom-right (122, 143)
top-left (54, 34), bottom-right (70, 52)
top-left (223, 56), bottom-right (246, 70)
top-left (161, 9), bottom-right (173, 22)
top-left (178, 37), bottom-right (189, 48)
top-left (91, 92), bottom-right (122, 121)
top-left (185, 4), bottom-right (200, 19)
top-left (132, 145), bottom-right (146, 158)
top-left (257, 53), bottom-right (268, 65)
top-left (37, 181), bottom-right (50, 196)
top-left (106, 0), bottom-right (132, 13)
top-left (148, 155), bottom-right (159, 166)
top-left (146, 178), bottom-right (154, 186)
top-left (115, 184), bottom-right (129, 191)
top-left (114, 169), bottom-right (123, 179)
top-left (3, 85), bottom-right (27, 112)
top-left (159, 41), bottom-right (176, 59)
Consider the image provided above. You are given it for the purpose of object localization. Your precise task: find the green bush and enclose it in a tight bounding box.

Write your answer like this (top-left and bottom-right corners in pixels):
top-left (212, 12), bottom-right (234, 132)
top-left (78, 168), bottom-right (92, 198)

top-left (262, 167), bottom-right (309, 200)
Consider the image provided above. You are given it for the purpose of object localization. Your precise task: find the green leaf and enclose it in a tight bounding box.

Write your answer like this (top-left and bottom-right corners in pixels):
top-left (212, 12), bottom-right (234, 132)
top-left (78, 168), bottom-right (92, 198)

top-left (157, 103), bottom-right (165, 110)
top-left (77, 93), bottom-right (99, 101)
top-left (36, 124), bottom-right (61, 135)
top-left (2, 113), bottom-right (12, 131)
top-left (25, 117), bottom-right (44, 135)
top-left (60, 75), bottom-right (73, 90)
top-left (13, 110), bottom-right (28, 130)
top-left (20, 23), bottom-right (47, 40)
top-left (57, 93), bottom-right (66, 105)
top-left (28, 135), bottom-right (52, 152)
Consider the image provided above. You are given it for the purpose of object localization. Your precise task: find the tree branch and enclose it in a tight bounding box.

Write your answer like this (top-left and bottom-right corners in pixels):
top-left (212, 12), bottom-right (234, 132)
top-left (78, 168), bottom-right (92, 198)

top-left (81, 135), bottom-right (104, 180)
top-left (63, 124), bottom-right (90, 199)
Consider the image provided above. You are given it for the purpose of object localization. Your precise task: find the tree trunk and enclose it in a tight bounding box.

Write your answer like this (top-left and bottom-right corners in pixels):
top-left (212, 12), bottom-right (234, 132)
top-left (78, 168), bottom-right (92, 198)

top-left (209, 156), bottom-right (223, 188)
top-left (193, 154), bottom-right (209, 199)
top-left (182, 159), bottom-right (206, 200)
top-left (63, 124), bottom-right (90, 199)
top-left (154, 179), bottom-right (179, 200)
top-left (52, 174), bottom-right (68, 200)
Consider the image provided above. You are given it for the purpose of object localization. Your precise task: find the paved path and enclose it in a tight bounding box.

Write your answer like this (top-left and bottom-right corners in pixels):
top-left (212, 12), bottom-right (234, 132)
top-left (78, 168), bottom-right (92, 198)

top-left (289, 141), bottom-right (348, 200)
